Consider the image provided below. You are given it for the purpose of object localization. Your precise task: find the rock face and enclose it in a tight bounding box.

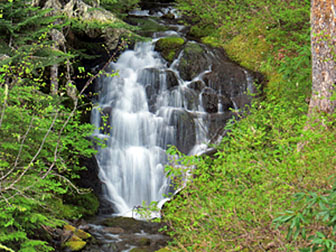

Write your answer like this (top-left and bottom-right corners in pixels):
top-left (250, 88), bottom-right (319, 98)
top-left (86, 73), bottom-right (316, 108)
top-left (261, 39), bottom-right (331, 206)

top-left (155, 40), bottom-right (261, 118)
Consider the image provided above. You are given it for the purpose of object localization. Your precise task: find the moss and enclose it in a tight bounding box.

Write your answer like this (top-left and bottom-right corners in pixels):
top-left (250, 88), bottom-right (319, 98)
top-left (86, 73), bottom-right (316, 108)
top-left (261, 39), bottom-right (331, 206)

top-left (64, 224), bottom-right (91, 240)
top-left (65, 240), bottom-right (87, 251)
top-left (188, 24), bottom-right (215, 38)
top-left (155, 248), bottom-right (170, 252)
top-left (223, 31), bottom-right (271, 73)
top-left (155, 37), bottom-right (185, 62)
top-left (183, 42), bottom-right (203, 54)
top-left (201, 36), bottom-right (223, 48)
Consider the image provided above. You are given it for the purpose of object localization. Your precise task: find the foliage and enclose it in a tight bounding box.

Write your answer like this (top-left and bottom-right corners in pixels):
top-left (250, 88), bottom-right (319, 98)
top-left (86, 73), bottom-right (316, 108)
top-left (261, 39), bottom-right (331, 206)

top-left (0, 0), bottom-right (100, 251)
top-left (88, 0), bottom-right (140, 15)
top-left (0, 0), bottom-right (67, 68)
top-left (274, 179), bottom-right (336, 252)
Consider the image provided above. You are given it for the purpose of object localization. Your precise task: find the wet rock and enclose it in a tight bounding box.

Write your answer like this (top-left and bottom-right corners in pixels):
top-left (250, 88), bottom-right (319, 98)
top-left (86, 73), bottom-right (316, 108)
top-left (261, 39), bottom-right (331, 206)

top-left (201, 88), bottom-right (218, 113)
top-left (189, 80), bottom-right (205, 93)
top-left (100, 217), bottom-right (157, 233)
top-left (182, 88), bottom-right (199, 110)
top-left (125, 17), bottom-right (167, 37)
top-left (162, 12), bottom-right (175, 19)
top-left (103, 227), bottom-right (125, 234)
top-left (64, 224), bottom-right (92, 240)
top-left (207, 112), bottom-right (235, 142)
top-left (219, 95), bottom-right (234, 111)
top-left (138, 237), bottom-right (151, 246)
top-left (138, 68), bottom-right (161, 92)
top-left (82, 217), bottom-right (169, 252)
top-left (168, 109), bottom-right (196, 154)
top-left (176, 42), bottom-right (211, 81)
top-left (138, 68), bottom-right (161, 112)
top-left (155, 37), bottom-right (185, 63)
top-left (203, 60), bottom-right (255, 110)
top-left (165, 70), bottom-right (179, 90)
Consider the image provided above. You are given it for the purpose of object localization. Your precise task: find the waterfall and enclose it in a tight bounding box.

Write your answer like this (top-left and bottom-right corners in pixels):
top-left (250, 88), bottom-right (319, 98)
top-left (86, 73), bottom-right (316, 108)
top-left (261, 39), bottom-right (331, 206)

top-left (91, 5), bottom-right (257, 216)
top-left (92, 41), bottom-right (210, 216)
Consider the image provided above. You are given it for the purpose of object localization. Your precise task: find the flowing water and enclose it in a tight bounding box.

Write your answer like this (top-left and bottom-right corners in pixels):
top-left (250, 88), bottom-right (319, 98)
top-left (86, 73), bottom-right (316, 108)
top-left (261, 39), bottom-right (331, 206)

top-left (91, 6), bottom-right (255, 217)
top-left (91, 41), bottom-right (210, 216)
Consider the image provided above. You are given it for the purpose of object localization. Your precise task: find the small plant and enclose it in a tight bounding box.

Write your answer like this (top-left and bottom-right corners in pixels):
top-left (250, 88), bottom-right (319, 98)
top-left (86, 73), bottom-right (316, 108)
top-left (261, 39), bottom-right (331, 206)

top-left (274, 180), bottom-right (336, 252)
top-left (133, 200), bottom-right (161, 220)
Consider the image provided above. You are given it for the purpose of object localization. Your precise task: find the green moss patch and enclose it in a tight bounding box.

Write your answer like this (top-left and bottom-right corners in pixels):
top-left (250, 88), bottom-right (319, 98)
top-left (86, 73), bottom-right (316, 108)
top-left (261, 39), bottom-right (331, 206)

top-left (155, 37), bottom-right (185, 63)
top-left (65, 240), bottom-right (87, 251)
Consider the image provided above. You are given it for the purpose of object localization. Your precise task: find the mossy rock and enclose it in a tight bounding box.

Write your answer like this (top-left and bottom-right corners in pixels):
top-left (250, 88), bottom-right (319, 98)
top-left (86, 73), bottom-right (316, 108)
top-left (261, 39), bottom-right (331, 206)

top-left (138, 237), bottom-right (151, 246)
top-left (126, 17), bottom-right (167, 36)
top-left (155, 37), bottom-right (185, 63)
top-left (65, 240), bottom-right (87, 251)
top-left (175, 42), bottom-right (208, 81)
top-left (201, 36), bottom-right (223, 48)
top-left (183, 42), bottom-right (203, 55)
top-left (64, 224), bottom-right (91, 240)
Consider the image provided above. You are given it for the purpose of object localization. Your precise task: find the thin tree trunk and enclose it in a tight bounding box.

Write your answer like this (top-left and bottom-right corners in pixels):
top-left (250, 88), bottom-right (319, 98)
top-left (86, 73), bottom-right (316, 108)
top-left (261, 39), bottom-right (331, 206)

top-left (50, 61), bottom-right (59, 95)
top-left (309, 0), bottom-right (336, 115)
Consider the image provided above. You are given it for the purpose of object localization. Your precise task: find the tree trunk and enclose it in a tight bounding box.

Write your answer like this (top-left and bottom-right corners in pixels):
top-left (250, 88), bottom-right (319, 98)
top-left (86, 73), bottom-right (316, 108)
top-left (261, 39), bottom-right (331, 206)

top-left (309, 0), bottom-right (336, 115)
top-left (50, 61), bottom-right (59, 96)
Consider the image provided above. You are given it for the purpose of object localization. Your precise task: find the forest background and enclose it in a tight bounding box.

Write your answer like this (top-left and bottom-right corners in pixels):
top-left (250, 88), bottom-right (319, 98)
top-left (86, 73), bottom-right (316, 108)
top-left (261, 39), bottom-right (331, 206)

top-left (0, 0), bottom-right (335, 251)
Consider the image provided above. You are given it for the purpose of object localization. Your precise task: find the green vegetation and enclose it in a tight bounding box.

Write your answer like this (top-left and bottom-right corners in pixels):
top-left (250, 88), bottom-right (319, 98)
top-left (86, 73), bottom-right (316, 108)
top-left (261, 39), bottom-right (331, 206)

top-left (96, 0), bottom-right (140, 15)
top-left (155, 37), bottom-right (185, 62)
top-left (159, 0), bottom-right (336, 251)
top-left (0, 1), bottom-right (101, 251)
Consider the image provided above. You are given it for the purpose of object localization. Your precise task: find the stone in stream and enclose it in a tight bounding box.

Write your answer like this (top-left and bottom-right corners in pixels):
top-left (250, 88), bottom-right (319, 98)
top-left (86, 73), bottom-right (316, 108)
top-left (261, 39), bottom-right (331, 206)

top-left (62, 224), bottom-right (92, 251)
top-left (168, 109), bottom-right (196, 154)
top-left (81, 217), bottom-right (169, 252)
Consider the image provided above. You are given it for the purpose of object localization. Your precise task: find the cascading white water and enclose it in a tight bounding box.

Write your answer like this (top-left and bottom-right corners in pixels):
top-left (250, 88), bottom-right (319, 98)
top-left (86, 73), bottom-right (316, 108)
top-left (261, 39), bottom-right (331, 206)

top-left (91, 5), bottom-right (256, 216)
top-left (92, 41), bottom-right (210, 215)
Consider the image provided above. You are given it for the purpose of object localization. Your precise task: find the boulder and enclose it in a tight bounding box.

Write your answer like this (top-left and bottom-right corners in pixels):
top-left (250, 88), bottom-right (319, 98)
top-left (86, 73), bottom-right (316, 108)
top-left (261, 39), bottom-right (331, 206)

top-left (168, 109), bottom-right (196, 154)
top-left (165, 70), bottom-right (179, 90)
top-left (125, 16), bottom-right (168, 37)
top-left (155, 37), bottom-right (185, 63)
top-left (65, 240), bottom-right (87, 251)
top-left (175, 42), bottom-right (211, 81)
top-left (62, 224), bottom-right (91, 251)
